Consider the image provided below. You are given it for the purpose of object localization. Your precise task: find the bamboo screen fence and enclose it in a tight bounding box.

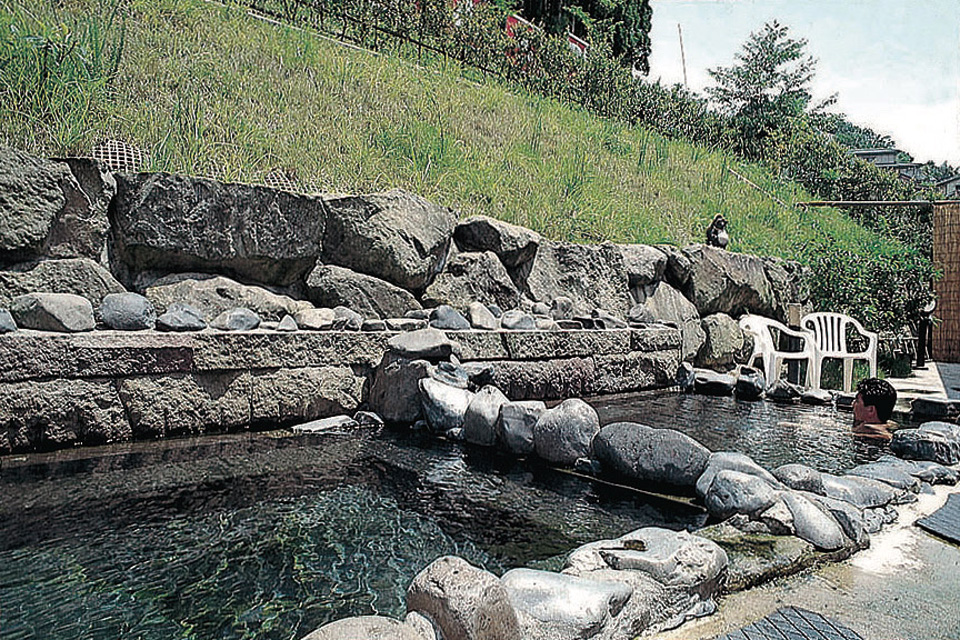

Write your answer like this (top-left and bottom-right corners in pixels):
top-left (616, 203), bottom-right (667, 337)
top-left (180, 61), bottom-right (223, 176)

top-left (934, 203), bottom-right (960, 362)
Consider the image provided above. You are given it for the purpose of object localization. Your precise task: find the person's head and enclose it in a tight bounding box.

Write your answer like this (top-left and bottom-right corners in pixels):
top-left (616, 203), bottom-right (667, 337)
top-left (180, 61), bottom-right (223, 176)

top-left (853, 377), bottom-right (897, 424)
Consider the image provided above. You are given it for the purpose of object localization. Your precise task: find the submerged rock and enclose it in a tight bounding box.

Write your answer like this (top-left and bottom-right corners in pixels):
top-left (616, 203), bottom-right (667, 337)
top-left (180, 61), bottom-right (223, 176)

top-left (302, 615), bottom-right (425, 640)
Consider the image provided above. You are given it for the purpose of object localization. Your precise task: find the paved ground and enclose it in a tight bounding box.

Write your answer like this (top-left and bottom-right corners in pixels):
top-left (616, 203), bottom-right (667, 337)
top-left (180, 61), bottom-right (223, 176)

top-left (885, 361), bottom-right (960, 407)
top-left (653, 485), bottom-right (960, 640)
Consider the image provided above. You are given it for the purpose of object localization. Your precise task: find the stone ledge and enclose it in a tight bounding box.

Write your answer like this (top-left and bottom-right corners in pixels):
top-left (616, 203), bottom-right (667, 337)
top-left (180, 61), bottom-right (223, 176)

top-left (0, 327), bottom-right (681, 382)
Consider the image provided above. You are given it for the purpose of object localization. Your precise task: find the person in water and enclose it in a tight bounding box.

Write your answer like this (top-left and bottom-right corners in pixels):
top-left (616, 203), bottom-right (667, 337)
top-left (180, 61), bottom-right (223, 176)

top-left (852, 377), bottom-right (898, 440)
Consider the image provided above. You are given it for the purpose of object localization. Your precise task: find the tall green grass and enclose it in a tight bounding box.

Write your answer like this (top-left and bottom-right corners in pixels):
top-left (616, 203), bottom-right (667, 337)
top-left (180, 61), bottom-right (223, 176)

top-left (0, 0), bottom-right (125, 151)
top-left (0, 0), bottom-right (931, 330)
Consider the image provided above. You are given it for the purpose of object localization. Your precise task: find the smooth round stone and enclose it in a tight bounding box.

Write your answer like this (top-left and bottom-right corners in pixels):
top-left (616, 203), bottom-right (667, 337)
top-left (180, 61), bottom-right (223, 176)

top-left (429, 305), bottom-right (470, 330)
top-left (211, 307), bottom-right (261, 331)
top-left (501, 309), bottom-right (536, 330)
top-left (100, 292), bottom-right (156, 331)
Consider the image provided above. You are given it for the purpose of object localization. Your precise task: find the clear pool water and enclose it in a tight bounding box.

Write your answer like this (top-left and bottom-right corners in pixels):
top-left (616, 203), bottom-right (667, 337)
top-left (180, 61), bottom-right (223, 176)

top-left (0, 427), bottom-right (703, 640)
top-left (0, 389), bottom-right (886, 640)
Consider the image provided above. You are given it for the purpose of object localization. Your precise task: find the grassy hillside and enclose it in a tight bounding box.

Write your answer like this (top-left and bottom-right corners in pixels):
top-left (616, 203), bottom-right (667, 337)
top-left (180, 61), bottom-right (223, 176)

top-left (0, 0), bottom-right (928, 330)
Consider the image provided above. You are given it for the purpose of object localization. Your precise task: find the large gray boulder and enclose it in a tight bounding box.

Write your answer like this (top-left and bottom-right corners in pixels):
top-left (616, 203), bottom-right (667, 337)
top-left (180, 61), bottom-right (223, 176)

top-left (696, 452), bottom-right (781, 499)
top-left (565, 528), bottom-right (728, 597)
top-left (322, 189), bottom-right (456, 291)
top-left (656, 244), bottom-right (692, 290)
top-left (0, 148), bottom-right (113, 264)
top-left (100, 292), bottom-right (156, 330)
top-left (594, 422), bottom-right (711, 488)
top-left (890, 421), bottom-right (960, 465)
top-left (498, 400), bottom-right (545, 455)
top-left (421, 251), bottom-right (520, 310)
top-left (695, 313), bottom-right (744, 369)
top-left (801, 491), bottom-right (868, 549)
top-left (406, 556), bottom-right (521, 640)
top-left (502, 568), bottom-right (632, 640)
top-left (420, 378), bottom-right (474, 434)
top-left (305, 264), bottom-right (421, 319)
top-left (0, 258), bottom-right (126, 308)
top-left (301, 616), bottom-right (425, 640)
top-left (773, 463), bottom-right (824, 494)
top-left (368, 356), bottom-right (431, 423)
top-left (641, 281), bottom-right (704, 361)
top-left (703, 470), bottom-right (781, 520)
top-left (144, 274), bottom-right (312, 322)
top-left (112, 172), bottom-right (325, 286)
top-left (533, 398), bottom-right (599, 465)
top-left (818, 473), bottom-right (900, 509)
top-left (618, 244), bottom-right (667, 287)
top-left (872, 455), bottom-right (958, 485)
top-left (682, 245), bottom-right (777, 318)
top-left (462, 385), bottom-right (508, 447)
top-left (780, 492), bottom-right (846, 551)
top-left (453, 215), bottom-right (540, 268)
top-left (763, 257), bottom-right (809, 322)
top-left (517, 240), bottom-right (630, 318)
top-left (846, 461), bottom-right (922, 492)
top-left (9, 292), bottom-right (95, 332)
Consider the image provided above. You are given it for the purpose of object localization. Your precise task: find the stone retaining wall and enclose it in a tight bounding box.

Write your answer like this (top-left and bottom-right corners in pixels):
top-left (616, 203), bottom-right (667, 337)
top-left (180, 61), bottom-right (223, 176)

top-left (0, 326), bottom-right (680, 453)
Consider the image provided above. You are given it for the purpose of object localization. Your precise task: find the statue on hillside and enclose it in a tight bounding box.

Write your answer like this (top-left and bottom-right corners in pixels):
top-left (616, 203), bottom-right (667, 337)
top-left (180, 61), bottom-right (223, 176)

top-left (706, 214), bottom-right (729, 249)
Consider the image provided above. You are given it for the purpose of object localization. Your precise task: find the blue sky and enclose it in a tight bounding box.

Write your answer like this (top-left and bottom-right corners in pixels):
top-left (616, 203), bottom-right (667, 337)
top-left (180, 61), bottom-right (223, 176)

top-left (648, 0), bottom-right (960, 165)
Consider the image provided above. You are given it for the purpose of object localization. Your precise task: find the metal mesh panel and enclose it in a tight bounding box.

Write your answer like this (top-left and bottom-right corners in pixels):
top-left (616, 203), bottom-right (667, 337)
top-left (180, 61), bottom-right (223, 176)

top-left (717, 606), bottom-right (864, 640)
top-left (91, 139), bottom-right (146, 173)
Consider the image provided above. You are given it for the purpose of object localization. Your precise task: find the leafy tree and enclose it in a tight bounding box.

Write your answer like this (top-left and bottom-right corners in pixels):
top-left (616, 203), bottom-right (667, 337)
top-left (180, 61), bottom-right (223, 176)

top-left (706, 21), bottom-right (829, 158)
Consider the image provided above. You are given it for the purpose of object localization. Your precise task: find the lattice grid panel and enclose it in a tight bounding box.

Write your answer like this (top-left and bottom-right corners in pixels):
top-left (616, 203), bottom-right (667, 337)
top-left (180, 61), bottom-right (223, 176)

top-left (91, 139), bottom-right (146, 173)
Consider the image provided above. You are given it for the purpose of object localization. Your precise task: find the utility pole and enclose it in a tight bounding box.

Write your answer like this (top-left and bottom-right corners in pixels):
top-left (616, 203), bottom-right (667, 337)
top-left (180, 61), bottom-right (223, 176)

top-left (677, 23), bottom-right (688, 87)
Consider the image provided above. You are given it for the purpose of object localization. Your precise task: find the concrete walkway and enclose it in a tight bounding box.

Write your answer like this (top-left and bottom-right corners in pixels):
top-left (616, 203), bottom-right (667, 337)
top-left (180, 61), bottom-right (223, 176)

top-left (886, 361), bottom-right (960, 403)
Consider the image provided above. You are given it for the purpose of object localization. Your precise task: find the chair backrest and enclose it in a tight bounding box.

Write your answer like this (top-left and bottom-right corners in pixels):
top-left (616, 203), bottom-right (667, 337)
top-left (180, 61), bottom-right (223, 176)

top-left (801, 312), bottom-right (870, 356)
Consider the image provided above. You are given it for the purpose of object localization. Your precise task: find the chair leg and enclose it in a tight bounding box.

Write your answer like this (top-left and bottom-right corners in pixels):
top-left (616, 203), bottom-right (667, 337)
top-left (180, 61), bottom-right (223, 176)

top-left (842, 359), bottom-right (854, 393)
top-left (809, 357), bottom-right (822, 390)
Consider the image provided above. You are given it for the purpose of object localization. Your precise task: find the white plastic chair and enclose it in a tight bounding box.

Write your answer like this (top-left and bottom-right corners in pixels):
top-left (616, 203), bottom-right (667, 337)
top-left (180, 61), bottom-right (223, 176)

top-left (801, 312), bottom-right (878, 392)
top-left (738, 315), bottom-right (818, 388)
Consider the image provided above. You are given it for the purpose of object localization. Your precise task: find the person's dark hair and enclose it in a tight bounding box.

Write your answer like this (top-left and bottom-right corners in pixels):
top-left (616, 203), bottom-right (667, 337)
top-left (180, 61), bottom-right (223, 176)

top-left (856, 377), bottom-right (897, 422)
